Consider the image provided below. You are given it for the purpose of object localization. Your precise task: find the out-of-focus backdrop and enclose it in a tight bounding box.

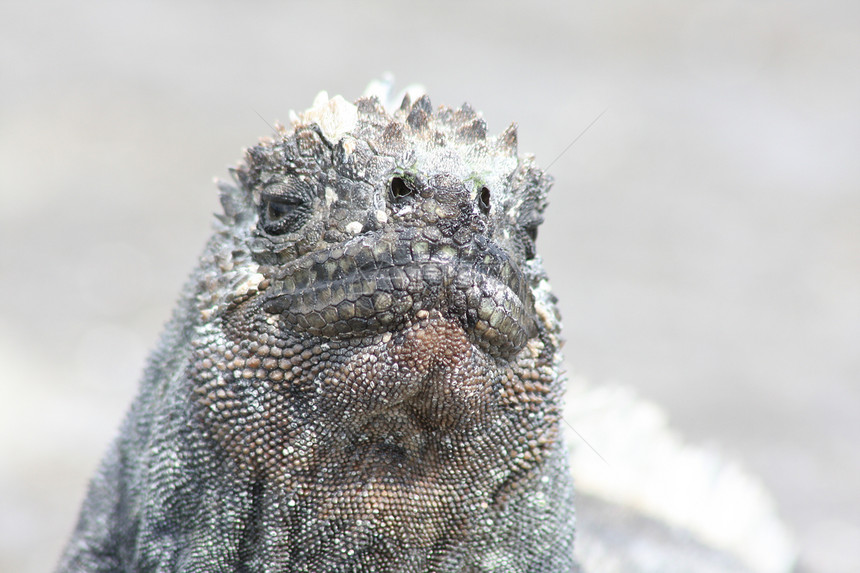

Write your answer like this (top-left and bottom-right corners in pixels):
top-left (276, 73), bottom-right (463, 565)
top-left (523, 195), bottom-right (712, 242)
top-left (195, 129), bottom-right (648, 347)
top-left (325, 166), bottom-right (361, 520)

top-left (1, 1), bottom-right (857, 572)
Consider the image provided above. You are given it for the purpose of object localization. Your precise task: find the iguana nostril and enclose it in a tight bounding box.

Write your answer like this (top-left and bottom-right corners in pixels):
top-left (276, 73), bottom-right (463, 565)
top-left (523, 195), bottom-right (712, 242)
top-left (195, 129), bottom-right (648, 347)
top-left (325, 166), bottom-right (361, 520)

top-left (389, 176), bottom-right (412, 199)
top-left (479, 186), bottom-right (491, 214)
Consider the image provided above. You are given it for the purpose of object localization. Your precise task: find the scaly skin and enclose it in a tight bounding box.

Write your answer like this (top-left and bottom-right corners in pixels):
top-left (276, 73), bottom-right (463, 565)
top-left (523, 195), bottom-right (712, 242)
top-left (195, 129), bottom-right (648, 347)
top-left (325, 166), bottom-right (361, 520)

top-left (57, 92), bottom-right (578, 572)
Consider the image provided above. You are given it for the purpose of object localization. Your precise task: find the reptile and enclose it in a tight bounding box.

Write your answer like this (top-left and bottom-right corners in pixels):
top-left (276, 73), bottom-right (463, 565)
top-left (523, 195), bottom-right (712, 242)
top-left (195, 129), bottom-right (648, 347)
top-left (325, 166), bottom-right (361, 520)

top-left (57, 89), bottom-right (580, 572)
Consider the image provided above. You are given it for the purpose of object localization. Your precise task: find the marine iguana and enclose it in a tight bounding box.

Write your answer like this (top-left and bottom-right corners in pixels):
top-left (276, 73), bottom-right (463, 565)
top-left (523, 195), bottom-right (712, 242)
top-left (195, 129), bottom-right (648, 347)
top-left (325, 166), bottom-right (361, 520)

top-left (57, 86), bottom-right (796, 573)
top-left (57, 89), bottom-right (579, 572)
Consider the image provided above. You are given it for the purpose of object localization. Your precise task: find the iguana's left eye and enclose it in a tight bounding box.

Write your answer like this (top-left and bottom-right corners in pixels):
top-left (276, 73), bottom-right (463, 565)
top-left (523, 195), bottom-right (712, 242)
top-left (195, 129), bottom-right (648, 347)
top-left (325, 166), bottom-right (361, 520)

top-left (266, 195), bottom-right (302, 220)
top-left (259, 180), bottom-right (314, 235)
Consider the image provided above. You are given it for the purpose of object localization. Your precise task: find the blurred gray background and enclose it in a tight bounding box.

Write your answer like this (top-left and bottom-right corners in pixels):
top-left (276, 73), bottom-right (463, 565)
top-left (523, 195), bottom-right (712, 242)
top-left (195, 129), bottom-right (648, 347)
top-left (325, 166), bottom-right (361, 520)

top-left (1, 1), bottom-right (857, 572)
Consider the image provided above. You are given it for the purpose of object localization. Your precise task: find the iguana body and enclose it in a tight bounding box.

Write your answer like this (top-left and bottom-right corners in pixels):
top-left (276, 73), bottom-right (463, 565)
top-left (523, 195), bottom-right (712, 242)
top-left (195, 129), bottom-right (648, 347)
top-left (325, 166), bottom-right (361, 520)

top-left (58, 91), bottom-right (579, 572)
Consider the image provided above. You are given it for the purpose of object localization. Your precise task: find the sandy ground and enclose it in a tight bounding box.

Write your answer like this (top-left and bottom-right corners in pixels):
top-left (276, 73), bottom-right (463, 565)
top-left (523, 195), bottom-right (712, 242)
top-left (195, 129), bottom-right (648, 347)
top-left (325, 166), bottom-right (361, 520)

top-left (1, 1), bottom-right (858, 572)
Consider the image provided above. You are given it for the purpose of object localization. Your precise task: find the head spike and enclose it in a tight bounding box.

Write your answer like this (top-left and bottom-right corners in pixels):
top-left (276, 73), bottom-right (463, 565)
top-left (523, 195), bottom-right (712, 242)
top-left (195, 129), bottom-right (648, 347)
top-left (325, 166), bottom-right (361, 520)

top-left (412, 94), bottom-right (433, 115)
top-left (399, 92), bottom-right (412, 110)
top-left (499, 122), bottom-right (518, 154)
top-left (457, 118), bottom-right (487, 142)
top-left (457, 102), bottom-right (477, 121)
top-left (406, 95), bottom-right (432, 130)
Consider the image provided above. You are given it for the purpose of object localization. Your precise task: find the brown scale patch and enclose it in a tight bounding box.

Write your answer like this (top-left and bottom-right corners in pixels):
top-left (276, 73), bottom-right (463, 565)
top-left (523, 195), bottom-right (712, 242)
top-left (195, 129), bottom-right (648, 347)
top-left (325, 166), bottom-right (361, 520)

top-left (345, 313), bottom-right (494, 431)
top-left (286, 314), bottom-right (499, 545)
top-left (190, 309), bottom-right (560, 551)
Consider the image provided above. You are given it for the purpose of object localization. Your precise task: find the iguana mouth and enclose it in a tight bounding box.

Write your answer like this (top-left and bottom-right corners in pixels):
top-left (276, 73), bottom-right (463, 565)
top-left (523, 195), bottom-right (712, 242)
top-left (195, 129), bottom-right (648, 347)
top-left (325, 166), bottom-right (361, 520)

top-left (261, 227), bottom-right (537, 357)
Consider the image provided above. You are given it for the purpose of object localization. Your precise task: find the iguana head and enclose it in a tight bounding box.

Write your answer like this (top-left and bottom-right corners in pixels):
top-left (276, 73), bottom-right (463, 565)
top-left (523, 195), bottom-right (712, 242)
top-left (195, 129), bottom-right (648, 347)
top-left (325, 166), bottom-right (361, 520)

top-left (188, 90), bottom-right (574, 569)
top-left (216, 91), bottom-right (554, 358)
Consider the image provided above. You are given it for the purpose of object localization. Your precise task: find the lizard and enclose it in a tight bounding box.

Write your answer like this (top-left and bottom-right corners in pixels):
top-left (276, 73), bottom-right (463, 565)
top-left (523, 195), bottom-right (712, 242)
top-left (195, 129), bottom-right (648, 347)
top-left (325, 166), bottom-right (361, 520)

top-left (56, 89), bottom-right (580, 572)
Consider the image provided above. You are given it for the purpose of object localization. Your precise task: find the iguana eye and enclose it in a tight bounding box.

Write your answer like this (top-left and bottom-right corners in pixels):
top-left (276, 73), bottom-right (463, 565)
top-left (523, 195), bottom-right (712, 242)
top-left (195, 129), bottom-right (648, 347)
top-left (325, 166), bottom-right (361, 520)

top-left (266, 196), bottom-right (300, 220)
top-left (260, 184), bottom-right (313, 235)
